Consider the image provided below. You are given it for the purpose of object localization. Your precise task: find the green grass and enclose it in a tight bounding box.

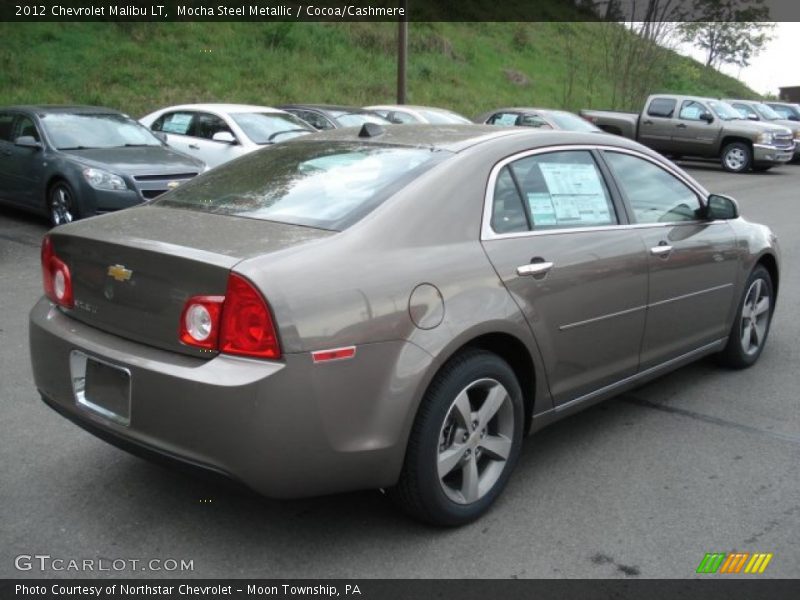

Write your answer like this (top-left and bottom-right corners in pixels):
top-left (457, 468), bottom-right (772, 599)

top-left (0, 21), bottom-right (758, 119)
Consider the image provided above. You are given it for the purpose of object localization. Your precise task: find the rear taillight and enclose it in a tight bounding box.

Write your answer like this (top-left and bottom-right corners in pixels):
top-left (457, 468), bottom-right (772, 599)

top-left (41, 235), bottom-right (74, 309)
top-left (178, 273), bottom-right (281, 359)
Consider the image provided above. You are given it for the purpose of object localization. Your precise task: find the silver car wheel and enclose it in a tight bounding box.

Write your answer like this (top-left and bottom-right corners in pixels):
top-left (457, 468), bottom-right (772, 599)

top-left (740, 278), bottom-right (771, 356)
top-left (724, 147), bottom-right (746, 171)
top-left (437, 378), bottom-right (514, 505)
top-left (50, 185), bottom-right (75, 226)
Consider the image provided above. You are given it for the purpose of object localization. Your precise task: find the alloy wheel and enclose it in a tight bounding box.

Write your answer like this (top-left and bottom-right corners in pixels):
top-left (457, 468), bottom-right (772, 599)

top-left (437, 378), bottom-right (514, 504)
top-left (50, 185), bottom-right (75, 226)
top-left (740, 278), bottom-right (770, 356)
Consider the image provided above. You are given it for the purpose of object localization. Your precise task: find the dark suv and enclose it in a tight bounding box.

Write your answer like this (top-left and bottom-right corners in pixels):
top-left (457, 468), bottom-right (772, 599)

top-left (0, 105), bottom-right (206, 226)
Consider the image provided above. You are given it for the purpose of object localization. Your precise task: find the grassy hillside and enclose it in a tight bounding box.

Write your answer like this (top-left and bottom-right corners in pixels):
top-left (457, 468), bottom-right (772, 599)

top-left (0, 21), bottom-right (758, 119)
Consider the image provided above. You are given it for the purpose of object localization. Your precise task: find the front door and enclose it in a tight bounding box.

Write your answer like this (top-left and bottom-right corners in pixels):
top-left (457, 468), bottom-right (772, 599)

top-left (481, 149), bottom-right (649, 405)
top-left (602, 150), bottom-right (739, 369)
top-left (673, 100), bottom-right (721, 157)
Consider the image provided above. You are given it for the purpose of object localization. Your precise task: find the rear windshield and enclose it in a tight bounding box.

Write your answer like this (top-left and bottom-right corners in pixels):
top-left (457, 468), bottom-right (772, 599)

top-left (154, 141), bottom-right (449, 230)
top-left (230, 112), bottom-right (313, 144)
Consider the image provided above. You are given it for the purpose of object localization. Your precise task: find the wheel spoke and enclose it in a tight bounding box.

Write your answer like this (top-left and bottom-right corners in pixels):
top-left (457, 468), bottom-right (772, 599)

top-left (478, 384), bottom-right (506, 428)
top-left (741, 322), bottom-right (753, 352)
top-left (754, 297), bottom-right (770, 317)
top-left (460, 456), bottom-right (480, 503)
top-left (479, 434), bottom-right (511, 461)
top-left (452, 390), bottom-right (472, 428)
top-left (438, 445), bottom-right (465, 478)
top-left (752, 320), bottom-right (765, 348)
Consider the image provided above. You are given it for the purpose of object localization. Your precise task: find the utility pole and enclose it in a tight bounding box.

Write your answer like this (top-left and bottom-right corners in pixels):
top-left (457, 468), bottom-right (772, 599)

top-left (397, 0), bottom-right (408, 104)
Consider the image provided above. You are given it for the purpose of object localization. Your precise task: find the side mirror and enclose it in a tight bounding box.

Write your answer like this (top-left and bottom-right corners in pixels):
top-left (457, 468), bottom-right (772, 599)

top-left (15, 135), bottom-right (42, 149)
top-left (212, 131), bottom-right (237, 144)
top-left (152, 131), bottom-right (168, 143)
top-left (706, 194), bottom-right (739, 220)
top-left (700, 112), bottom-right (714, 124)
top-left (747, 114), bottom-right (759, 121)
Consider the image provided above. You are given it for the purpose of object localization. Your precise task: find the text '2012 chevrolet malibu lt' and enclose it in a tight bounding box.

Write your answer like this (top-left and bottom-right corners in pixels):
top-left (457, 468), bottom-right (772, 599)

top-left (29, 124), bottom-right (779, 525)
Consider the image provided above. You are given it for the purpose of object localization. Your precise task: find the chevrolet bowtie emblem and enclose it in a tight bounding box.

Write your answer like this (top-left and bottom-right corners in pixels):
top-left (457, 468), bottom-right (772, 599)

top-left (107, 264), bottom-right (133, 282)
top-left (167, 181), bottom-right (181, 190)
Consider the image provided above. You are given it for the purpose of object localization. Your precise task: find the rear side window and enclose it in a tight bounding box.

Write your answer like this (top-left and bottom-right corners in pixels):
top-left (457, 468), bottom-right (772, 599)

top-left (155, 142), bottom-right (450, 230)
top-left (487, 113), bottom-right (519, 126)
top-left (647, 98), bottom-right (676, 118)
top-left (490, 150), bottom-right (617, 232)
top-left (604, 151), bottom-right (702, 224)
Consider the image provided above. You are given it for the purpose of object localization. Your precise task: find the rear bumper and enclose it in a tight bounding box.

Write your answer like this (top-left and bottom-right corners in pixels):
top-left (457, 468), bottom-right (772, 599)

top-left (753, 143), bottom-right (795, 164)
top-left (29, 298), bottom-right (430, 498)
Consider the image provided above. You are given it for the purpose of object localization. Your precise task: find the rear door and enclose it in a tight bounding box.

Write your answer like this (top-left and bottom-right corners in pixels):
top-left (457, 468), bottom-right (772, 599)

top-left (639, 97), bottom-right (677, 152)
top-left (481, 148), bottom-right (649, 405)
top-left (601, 150), bottom-right (739, 369)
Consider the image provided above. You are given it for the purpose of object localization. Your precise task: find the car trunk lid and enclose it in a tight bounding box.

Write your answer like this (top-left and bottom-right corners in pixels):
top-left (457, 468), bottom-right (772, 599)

top-left (50, 205), bottom-right (334, 358)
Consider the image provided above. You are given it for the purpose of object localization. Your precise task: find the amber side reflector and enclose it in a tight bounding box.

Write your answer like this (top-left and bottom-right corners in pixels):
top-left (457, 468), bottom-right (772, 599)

top-left (312, 346), bottom-right (357, 363)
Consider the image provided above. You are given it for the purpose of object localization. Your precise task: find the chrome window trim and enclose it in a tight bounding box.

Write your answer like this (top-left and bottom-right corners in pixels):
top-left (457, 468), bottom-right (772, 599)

top-left (481, 144), bottom-right (712, 242)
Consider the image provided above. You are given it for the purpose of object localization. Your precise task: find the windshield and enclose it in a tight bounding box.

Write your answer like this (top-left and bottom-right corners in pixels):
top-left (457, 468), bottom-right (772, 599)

top-left (42, 113), bottom-right (161, 150)
top-left (707, 100), bottom-right (742, 121)
top-left (417, 110), bottom-right (472, 125)
top-left (753, 103), bottom-right (782, 120)
top-left (154, 142), bottom-right (450, 230)
top-left (547, 110), bottom-right (601, 132)
top-left (230, 112), bottom-right (313, 144)
top-left (331, 112), bottom-right (391, 128)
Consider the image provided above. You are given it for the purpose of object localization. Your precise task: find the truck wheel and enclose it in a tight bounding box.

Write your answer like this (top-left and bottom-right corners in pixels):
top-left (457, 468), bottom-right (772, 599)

top-left (721, 142), bottom-right (752, 173)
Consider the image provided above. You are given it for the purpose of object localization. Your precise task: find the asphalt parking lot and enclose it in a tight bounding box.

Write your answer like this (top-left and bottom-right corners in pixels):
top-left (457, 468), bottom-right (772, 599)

top-left (1, 161), bottom-right (798, 579)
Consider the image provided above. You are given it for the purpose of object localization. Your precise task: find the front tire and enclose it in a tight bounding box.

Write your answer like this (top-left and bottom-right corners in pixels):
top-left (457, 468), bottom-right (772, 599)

top-left (717, 265), bottom-right (774, 369)
top-left (48, 181), bottom-right (79, 227)
top-left (391, 349), bottom-right (524, 526)
top-left (721, 142), bottom-right (752, 173)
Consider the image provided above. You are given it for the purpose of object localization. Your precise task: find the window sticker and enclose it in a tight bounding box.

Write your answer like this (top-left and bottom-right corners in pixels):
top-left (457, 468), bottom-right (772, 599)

top-left (681, 105), bottom-right (702, 120)
top-left (492, 113), bottom-right (518, 126)
top-left (162, 113), bottom-right (192, 134)
top-left (527, 193), bottom-right (557, 226)
top-left (534, 162), bottom-right (612, 227)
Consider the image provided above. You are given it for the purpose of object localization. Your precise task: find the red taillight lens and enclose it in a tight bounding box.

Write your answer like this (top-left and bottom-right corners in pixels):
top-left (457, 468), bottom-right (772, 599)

top-left (41, 235), bottom-right (74, 309)
top-left (179, 296), bottom-right (224, 350)
top-left (178, 273), bottom-right (281, 359)
top-left (220, 273), bottom-right (281, 359)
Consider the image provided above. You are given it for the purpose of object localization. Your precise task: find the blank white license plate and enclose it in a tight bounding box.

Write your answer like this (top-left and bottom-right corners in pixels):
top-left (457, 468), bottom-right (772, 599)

top-left (70, 351), bottom-right (131, 426)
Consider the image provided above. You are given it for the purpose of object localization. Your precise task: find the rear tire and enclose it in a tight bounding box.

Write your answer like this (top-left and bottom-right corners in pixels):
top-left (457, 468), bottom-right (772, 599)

top-left (390, 349), bottom-right (524, 526)
top-left (721, 142), bottom-right (752, 173)
top-left (717, 265), bottom-right (774, 369)
top-left (48, 181), bottom-right (79, 227)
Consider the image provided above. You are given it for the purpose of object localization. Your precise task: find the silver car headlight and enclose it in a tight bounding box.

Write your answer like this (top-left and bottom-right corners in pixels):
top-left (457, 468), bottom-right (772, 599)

top-left (82, 168), bottom-right (127, 191)
top-left (794, 129), bottom-right (800, 141)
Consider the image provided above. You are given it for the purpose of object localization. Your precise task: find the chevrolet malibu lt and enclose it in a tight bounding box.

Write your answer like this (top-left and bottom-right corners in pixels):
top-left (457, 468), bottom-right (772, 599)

top-left (0, 105), bottom-right (206, 225)
top-left (29, 125), bottom-right (779, 525)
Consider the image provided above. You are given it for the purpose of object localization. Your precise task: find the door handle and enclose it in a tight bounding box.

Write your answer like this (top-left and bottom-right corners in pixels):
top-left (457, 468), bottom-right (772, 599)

top-left (188, 144), bottom-right (200, 150)
top-left (517, 261), bottom-right (554, 277)
top-left (676, 123), bottom-right (687, 129)
top-left (643, 119), bottom-right (653, 125)
top-left (650, 244), bottom-right (673, 257)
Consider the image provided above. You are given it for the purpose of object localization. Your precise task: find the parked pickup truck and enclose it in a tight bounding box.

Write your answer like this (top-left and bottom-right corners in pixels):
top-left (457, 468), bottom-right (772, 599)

top-left (581, 94), bottom-right (796, 173)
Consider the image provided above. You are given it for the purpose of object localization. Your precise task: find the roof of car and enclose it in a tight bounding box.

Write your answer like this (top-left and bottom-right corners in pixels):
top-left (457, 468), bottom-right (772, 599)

top-left (279, 104), bottom-right (377, 114)
top-left (3, 105), bottom-right (123, 115)
top-left (366, 104), bottom-right (460, 113)
top-left (150, 103), bottom-right (286, 114)
top-left (291, 123), bottom-right (642, 154)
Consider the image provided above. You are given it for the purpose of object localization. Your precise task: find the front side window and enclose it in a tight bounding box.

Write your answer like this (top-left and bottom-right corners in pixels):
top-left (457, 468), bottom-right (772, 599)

top-left (155, 142), bottom-right (449, 230)
top-left (190, 113), bottom-right (234, 141)
top-left (518, 114), bottom-right (552, 129)
top-left (42, 113), bottom-right (161, 150)
top-left (679, 100), bottom-right (709, 121)
top-left (604, 152), bottom-right (702, 224)
top-left (388, 111), bottom-right (420, 124)
top-left (13, 116), bottom-right (40, 141)
top-left (490, 150), bottom-right (617, 232)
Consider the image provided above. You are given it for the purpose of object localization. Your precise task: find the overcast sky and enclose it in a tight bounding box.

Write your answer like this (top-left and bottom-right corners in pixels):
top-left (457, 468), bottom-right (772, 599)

top-left (676, 22), bottom-right (800, 97)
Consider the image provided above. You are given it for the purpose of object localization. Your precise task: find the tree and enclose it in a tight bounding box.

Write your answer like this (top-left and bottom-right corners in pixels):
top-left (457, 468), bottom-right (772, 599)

top-left (678, 0), bottom-right (774, 69)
